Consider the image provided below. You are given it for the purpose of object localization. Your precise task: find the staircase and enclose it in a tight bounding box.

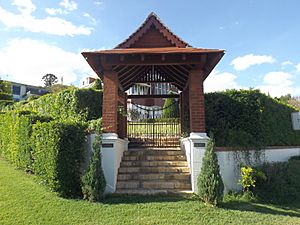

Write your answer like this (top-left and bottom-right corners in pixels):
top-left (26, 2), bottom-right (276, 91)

top-left (115, 148), bottom-right (192, 195)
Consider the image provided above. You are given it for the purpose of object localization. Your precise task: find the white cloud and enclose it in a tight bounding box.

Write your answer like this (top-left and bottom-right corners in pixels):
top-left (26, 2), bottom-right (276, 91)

top-left (281, 61), bottom-right (293, 66)
top-left (231, 54), bottom-right (275, 71)
top-left (258, 72), bottom-right (295, 97)
top-left (204, 70), bottom-right (242, 92)
top-left (0, 1), bottom-right (92, 36)
top-left (94, 1), bottom-right (103, 6)
top-left (296, 63), bottom-right (300, 72)
top-left (45, 8), bottom-right (64, 16)
top-left (60, 0), bottom-right (77, 11)
top-left (83, 12), bottom-right (97, 25)
top-left (12, 0), bottom-right (36, 14)
top-left (0, 38), bottom-right (94, 86)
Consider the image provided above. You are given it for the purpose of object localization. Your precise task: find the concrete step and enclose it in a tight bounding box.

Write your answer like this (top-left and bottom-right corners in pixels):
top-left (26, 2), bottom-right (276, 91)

top-left (117, 173), bottom-right (191, 181)
top-left (114, 189), bottom-right (193, 195)
top-left (120, 160), bottom-right (188, 167)
top-left (122, 155), bottom-right (186, 161)
top-left (123, 150), bottom-right (184, 156)
top-left (116, 180), bottom-right (192, 190)
top-left (118, 166), bottom-right (190, 174)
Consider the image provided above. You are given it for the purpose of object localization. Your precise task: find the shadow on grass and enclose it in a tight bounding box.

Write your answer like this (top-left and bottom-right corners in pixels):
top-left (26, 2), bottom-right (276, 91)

top-left (102, 194), bottom-right (197, 205)
top-left (221, 200), bottom-right (300, 218)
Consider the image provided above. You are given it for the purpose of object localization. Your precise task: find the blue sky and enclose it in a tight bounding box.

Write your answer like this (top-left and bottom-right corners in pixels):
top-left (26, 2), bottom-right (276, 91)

top-left (0, 0), bottom-right (299, 97)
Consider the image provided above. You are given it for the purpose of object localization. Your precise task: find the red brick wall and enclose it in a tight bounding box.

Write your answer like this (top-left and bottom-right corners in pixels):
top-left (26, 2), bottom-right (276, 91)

top-left (102, 70), bottom-right (118, 133)
top-left (189, 68), bottom-right (205, 132)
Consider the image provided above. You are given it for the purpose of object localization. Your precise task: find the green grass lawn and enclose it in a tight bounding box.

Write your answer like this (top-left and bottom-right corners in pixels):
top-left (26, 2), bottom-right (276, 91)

top-left (1, 159), bottom-right (300, 225)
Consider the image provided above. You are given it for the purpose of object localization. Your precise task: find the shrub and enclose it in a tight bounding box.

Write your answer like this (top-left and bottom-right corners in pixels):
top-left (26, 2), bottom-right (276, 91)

top-left (254, 158), bottom-right (300, 203)
top-left (205, 89), bottom-right (300, 148)
top-left (0, 110), bottom-right (50, 171)
top-left (162, 95), bottom-right (179, 118)
top-left (31, 120), bottom-right (86, 197)
top-left (239, 166), bottom-right (266, 192)
top-left (197, 138), bottom-right (224, 206)
top-left (82, 119), bottom-right (106, 201)
top-left (11, 87), bottom-right (102, 122)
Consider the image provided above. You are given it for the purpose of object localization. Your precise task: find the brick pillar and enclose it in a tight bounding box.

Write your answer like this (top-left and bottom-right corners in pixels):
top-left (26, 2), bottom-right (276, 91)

top-left (124, 93), bottom-right (128, 138)
top-left (102, 70), bottom-right (118, 133)
top-left (189, 68), bottom-right (205, 133)
top-left (180, 92), bottom-right (184, 134)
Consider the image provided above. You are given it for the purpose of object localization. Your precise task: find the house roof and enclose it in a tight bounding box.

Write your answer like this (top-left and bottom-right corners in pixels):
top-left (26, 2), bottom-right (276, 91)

top-left (83, 47), bottom-right (223, 55)
top-left (115, 12), bottom-right (191, 48)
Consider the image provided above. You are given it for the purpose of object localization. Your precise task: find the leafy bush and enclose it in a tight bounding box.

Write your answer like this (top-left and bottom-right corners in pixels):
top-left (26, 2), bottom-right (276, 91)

top-left (82, 119), bottom-right (106, 201)
top-left (11, 87), bottom-right (102, 122)
top-left (0, 110), bottom-right (50, 171)
top-left (162, 95), bottom-right (179, 118)
top-left (197, 138), bottom-right (224, 206)
top-left (205, 89), bottom-right (300, 148)
top-left (254, 157), bottom-right (300, 203)
top-left (239, 166), bottom-right (266, 192)
top-left (31, 120), bottom-right (86, 197)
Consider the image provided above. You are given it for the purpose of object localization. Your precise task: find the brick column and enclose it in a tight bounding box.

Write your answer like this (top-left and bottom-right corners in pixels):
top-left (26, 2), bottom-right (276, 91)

top-left (102, 70), bottom-right (118, 133)
top-left (124, 93), bottom-right (128, 138)
top-left (180, 92), bottom-right (184, 134)
top-left (188, 68), bottom-right (205, 133)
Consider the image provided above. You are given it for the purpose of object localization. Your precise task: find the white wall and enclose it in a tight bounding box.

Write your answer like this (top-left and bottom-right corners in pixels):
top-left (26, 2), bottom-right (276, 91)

top-left (217, 147), bottom-right (300, 192)
top-left (85, 133), bottom-right (128, 194)
top-left (181, 135), bottom-right (300, 193)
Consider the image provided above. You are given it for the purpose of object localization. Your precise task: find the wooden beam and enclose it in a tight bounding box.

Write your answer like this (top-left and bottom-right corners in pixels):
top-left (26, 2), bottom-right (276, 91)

top-left (155, 66), bottom-right (185, 89)
top-left (158, 66), bottom-right (186, 84)
top-left (169, 65), bottom-right (189, 79)
top-left (118, 65), bottom-right (140, 80)
top-left (113, 65), bottom-right (132, 74)
top-left (121, 66), bottom-right (150, 88)
top-left (103, 53), bottom-right (207, 66)
top-left (128, 94), bottom-right (180, 99)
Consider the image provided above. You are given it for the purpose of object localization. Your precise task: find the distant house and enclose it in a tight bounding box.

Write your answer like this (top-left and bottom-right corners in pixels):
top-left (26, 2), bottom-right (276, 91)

top-left (9, 81), bottom-right (49, 101)
top-left (80, 76), bottom-right (97, 88)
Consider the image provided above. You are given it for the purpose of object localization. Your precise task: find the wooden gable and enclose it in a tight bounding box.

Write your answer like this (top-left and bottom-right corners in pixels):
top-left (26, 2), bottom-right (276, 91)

top-left (116, 12), bottom-right (191, 49)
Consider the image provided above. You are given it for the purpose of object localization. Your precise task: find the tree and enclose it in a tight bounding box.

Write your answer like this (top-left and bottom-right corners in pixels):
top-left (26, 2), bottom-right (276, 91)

top-left (42, 74), bottom-right (58, 87)
top-left (47, 84), bottom-right (70, 93)
top-left (162, 92), bottom-right (179, 118)
top-left (91, 78), bottom-right (102, 90)
top-left (0, 78), bottom-right (13, 109)
top-left (81, 119), bottom-right (106, 201)
top-left (197, 138), bottom-right (224, 206)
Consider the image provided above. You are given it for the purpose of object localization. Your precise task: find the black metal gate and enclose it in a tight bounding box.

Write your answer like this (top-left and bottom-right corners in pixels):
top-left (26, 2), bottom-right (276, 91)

top-left (127, 103), bottom-right (181, 148)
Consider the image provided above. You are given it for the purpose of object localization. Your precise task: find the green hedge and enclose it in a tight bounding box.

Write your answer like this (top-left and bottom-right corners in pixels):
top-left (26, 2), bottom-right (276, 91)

top-left (31, 120), bottom-right (86, 197)
top-left (254, 158), bottom-right (300, 203)
top-left (205, 90), bottom-right (300, 148)
top-left (0, 110), bottom-right (50, 171)
top-left (12, 88), bottom-right (102, 122)
top-left (0, 93), bottom-right (12, 100)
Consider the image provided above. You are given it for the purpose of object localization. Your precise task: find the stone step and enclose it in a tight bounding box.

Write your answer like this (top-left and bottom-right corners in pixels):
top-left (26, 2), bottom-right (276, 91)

top-left (122, 155), bottom-right (186, 161)
top-left (116, 180), bottom-right (192, 190)
top-left (118, 166), bottom-right (190, 174)
top-left (120, 160), bottom-right (188, 167)
top-left (117, 173), bottom-right (191, 181)
top-left (123, 150), bottom-right (184, 156)
top-left (114, 189), bottom-right (193, 195)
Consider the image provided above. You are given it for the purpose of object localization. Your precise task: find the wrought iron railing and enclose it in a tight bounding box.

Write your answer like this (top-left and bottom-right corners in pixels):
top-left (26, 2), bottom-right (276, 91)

top-left (127, 121), bottom-right (181, 148)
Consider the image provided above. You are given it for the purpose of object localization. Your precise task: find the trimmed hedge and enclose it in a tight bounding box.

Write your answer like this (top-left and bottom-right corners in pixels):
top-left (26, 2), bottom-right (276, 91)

top-left (254, 157), bottom-right (300, 203)
top-left (31, 120), bottom-right (86, 197)
top-left (0, 110), bottom-right (50, 171)
top-left (12, 88), bottom-right (102, 122)
top-left (205, 90), bottom-right (300, 148)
